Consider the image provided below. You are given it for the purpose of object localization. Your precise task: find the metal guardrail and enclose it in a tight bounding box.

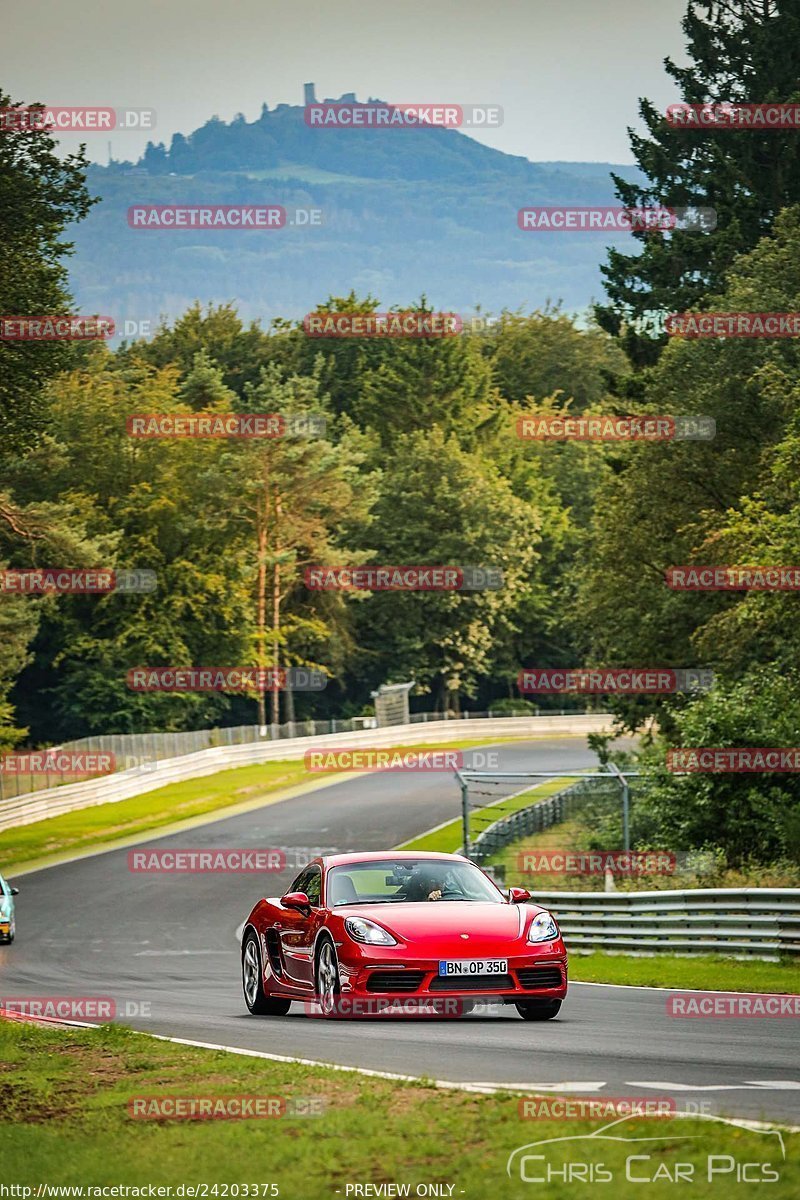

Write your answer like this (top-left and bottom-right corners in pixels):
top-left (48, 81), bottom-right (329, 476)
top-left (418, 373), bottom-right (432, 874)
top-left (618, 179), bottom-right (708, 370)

top-left (468, 780), bottom-right (800, 960)
top-left (471, 781), bottom-right (582, 860)
top-left (0, 707), bottom-right (601, 802)
top-left (531, 888), bottom-right (800, 960)
top-left (0, 714), bottom-right (613, 832)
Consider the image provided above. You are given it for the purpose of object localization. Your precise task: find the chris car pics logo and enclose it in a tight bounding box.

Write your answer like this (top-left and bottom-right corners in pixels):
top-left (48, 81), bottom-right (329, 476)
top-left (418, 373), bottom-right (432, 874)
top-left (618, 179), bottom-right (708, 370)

top-left (506, 1113), bottom-right (785, 1184)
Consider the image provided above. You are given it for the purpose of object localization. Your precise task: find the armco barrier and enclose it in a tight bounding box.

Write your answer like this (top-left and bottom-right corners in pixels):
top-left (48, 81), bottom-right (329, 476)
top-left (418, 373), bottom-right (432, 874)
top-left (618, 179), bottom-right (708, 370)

top-left (0, 714), bottom-right (612, 832)
top-left (532, 888), bottom-right (800, 959)
top-left (471, 782), bottom-right (580, 860)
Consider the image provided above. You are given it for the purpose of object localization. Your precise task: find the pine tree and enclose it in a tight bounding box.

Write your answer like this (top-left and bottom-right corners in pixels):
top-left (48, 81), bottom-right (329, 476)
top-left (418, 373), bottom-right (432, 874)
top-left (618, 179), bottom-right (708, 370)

top-left (595, 0), bottom-right (800, 364)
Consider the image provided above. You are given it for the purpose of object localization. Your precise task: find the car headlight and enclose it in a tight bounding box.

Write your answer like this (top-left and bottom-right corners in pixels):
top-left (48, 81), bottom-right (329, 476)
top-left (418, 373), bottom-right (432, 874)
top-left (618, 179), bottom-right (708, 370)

top-left (0, 900), bottom-right (10, 918)
top-left (344, 916), bottom-right (397, 946)
top-left (527, 910), bottom-right (559, 943)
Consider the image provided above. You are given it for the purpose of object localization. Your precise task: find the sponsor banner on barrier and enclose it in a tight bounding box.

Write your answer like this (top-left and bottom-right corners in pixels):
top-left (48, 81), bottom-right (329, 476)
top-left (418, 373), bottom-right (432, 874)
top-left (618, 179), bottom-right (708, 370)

top-left (516, 414), bottom-right (716, 441)
top-left (128, 1094), bottom-right (325, 1120)
top-left (304, 565), bottom-right (502, 591)
top-left (126, 413), bottom-right (327, 438)
top-left (0, 752), bottom-right (115, 776)
top-left (518, 668), bottom-right (713, 694)
top-left (0, 316), bottom-right (114, 340)
top-left (667, 991), bottom-right (800, 1017)
top-left (666, 102), bottom-right (800, 129)
top-left (303, 312), bottom-right (463, 338)
top-left (516, 849), bottom-right (676, 876)
top-left (667, 748), bottom-right (800, 772)
top-left (0, 569), bottom-right (156, 594)
top-left (126, 667), bottom-right (327, 692)
top-left (666, 312), bottom-right (800, 337)
top-left (666, 565), bottom-right (800, 590)
top-left (518, 206), bottom-right (716, 232)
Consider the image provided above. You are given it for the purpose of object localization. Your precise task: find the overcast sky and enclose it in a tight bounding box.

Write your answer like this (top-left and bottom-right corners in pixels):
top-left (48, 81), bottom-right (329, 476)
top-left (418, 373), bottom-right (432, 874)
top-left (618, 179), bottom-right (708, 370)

top-left (4, 0), bottom-right (690, 164)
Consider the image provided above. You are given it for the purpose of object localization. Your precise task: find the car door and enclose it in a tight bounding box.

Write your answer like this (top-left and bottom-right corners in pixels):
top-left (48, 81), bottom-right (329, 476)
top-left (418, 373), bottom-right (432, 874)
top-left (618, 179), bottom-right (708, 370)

top-left (278, 866), bottom-right (324, 989)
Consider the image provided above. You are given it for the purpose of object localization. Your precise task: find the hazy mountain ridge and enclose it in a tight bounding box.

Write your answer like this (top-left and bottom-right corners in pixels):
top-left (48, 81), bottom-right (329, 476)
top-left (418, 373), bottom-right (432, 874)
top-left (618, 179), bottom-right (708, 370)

top-left (70, 98), bottom-right (645, 325)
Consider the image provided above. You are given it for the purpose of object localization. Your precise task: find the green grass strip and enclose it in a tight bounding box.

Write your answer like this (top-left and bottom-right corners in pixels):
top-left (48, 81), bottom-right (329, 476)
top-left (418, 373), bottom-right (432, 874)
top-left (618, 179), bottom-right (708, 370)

top-left (0, 1019), bottom-right (795, 1193)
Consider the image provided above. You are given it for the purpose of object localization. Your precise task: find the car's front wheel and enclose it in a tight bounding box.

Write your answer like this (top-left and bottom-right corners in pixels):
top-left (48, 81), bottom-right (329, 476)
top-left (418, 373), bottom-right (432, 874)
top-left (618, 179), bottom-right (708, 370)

top-left (242, 931), bottom-right (291, 1016)
top-left (315, 938), bottom-right (341, 1018)
top-left (515, 999), bottom-right (562, 1021)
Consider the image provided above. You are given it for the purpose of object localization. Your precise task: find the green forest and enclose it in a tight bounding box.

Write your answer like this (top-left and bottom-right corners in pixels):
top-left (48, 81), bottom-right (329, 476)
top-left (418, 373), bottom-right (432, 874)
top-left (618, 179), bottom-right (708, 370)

top-left (2, 0), bottom-right (800, 869)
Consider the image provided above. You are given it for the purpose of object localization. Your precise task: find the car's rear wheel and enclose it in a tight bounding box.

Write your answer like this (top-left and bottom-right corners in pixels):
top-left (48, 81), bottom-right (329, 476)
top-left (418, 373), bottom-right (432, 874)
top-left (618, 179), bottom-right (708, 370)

top-left (315, 938), bottom-right (341, 1017)
top-left (515, 999), bottom-right (562, 1021)
top-left (242, 931), bottom-right (291, 1016)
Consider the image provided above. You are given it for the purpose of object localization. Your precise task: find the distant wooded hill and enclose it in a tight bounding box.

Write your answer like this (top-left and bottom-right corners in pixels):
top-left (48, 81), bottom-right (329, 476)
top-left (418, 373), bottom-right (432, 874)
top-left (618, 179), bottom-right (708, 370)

top-left (70, 99), bottom-right (644, 327)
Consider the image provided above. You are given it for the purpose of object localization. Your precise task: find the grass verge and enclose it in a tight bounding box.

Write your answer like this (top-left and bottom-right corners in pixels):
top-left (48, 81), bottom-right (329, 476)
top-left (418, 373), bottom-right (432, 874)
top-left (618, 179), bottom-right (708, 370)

top-left (0, 1019), bottom-right (795, 1195)
top-left (570, 951), bottom-right (800, 994)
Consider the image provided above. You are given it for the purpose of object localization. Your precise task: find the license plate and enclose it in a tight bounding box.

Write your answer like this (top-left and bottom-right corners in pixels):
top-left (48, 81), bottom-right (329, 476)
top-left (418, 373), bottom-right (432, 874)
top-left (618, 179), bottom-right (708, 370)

top-left (438, 958), bottom-right (508, 977)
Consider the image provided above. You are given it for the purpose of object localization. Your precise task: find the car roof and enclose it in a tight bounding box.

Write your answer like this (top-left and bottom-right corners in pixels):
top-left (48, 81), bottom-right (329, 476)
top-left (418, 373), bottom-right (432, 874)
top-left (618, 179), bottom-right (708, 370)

top-left (319, 851), bottom-right (470, 867)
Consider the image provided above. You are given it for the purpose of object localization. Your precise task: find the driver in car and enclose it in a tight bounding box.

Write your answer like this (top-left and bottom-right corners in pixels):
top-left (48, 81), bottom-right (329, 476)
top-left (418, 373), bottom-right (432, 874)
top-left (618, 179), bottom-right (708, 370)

top-left (404, 868), bottom-right (447, 902)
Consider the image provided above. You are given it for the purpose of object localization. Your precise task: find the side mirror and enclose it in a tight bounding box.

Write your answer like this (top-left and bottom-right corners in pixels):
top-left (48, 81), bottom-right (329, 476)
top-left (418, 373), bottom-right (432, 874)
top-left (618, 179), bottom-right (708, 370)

top-left (281, 891), bottom-right (310, 913)
top-left (508, 886), bottom-right (531, 904)
top-left (9, 887), bottom-right (19, 896)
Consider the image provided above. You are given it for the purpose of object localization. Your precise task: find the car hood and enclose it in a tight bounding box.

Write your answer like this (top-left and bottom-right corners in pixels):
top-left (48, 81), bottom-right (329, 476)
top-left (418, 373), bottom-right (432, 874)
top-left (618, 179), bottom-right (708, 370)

top-left (335, 901), bottom-right (545, 945)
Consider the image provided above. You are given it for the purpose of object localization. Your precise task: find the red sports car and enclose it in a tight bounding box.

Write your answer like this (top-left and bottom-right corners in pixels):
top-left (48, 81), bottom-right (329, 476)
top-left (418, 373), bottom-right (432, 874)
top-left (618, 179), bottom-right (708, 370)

top-left (240, 851), bottom-right (567, 1020)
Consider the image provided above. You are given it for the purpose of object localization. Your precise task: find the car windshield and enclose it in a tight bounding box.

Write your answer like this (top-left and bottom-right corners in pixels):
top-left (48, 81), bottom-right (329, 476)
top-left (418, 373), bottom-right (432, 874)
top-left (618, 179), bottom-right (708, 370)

top-left (327, 859), bottom-right (503, 906)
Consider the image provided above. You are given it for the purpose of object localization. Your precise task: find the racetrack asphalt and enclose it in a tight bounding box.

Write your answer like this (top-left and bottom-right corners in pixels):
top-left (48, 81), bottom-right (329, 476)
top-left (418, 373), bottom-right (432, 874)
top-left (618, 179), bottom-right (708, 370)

top-left (1, 736), bottom-right (798, 1123)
